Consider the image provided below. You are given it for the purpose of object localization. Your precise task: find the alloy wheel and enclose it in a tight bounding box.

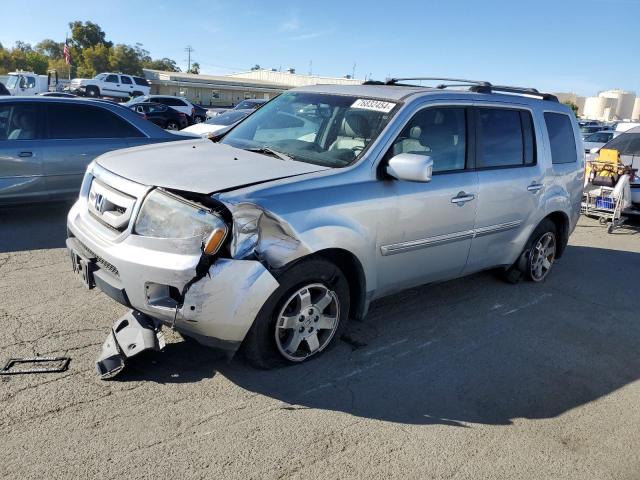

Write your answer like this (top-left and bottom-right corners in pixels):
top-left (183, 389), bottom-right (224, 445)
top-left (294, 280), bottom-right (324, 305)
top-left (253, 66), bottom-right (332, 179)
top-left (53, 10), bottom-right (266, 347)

top-left (166, 121), bottom-right (179, 130)
top-left (275, 283), bottom-right (340, 362)
top-left (530, 232), bottom-right (556, 282)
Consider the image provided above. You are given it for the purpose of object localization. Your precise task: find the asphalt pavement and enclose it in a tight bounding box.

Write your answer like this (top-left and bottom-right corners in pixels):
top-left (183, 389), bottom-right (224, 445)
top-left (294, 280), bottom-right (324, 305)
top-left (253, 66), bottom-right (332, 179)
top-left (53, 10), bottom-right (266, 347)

top-left (1, 204), bottom-right (639, 479)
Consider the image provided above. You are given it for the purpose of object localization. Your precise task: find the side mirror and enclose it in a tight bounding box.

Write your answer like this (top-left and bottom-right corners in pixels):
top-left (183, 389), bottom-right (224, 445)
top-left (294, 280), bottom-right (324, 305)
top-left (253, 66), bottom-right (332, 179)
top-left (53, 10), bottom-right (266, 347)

top-left (387, 153), bottom-right (433, 182)
top-left (589, 147), bottom-right (600, 154)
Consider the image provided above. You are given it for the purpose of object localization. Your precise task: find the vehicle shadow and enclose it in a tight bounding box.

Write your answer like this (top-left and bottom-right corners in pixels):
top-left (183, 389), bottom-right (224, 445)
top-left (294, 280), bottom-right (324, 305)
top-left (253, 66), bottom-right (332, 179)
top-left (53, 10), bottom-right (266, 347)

top-left (0, 202), bottom-right (71, 253)
top-left (119, 244), bottom-right (640, 427)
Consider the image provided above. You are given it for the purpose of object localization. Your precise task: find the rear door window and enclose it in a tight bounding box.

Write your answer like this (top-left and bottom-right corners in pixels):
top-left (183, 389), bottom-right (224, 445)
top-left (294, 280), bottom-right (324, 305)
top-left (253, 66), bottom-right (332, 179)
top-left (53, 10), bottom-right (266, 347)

top-left (46, 103), bottom-right (144, 139)
top-left (476, 108), bottom-right (536, 168)
top-left (544, 112), bottom-right (578, 164)
top-left (133, 77), bottom-right (150, 86)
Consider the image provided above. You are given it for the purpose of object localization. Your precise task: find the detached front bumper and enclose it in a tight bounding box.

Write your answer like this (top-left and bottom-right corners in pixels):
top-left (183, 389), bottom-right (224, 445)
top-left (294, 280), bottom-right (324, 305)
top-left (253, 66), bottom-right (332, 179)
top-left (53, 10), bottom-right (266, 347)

top-left (67, 200), bottom-right (279, 355)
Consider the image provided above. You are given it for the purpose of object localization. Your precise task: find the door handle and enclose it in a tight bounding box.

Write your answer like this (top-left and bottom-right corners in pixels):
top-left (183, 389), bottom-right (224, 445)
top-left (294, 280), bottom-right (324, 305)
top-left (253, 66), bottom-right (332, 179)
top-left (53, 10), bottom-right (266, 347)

top-left (527, 183), bottom-right (544, 193)
top-left (451, 192), bottom-right (475, 205)
top-left (18, 151), bottom-right (33, 157)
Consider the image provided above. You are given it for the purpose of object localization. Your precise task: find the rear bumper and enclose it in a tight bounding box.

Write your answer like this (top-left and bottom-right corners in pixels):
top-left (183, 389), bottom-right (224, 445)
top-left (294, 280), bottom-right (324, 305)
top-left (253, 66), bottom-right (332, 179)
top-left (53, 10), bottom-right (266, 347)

top-left (67, 199), bottom-right (279, 352)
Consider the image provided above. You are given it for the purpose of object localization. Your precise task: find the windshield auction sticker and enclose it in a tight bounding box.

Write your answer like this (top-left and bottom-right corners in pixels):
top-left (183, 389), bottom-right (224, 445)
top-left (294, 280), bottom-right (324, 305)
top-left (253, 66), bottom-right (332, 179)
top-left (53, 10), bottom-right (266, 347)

top-left (351, 99), bottom-right (396, 113)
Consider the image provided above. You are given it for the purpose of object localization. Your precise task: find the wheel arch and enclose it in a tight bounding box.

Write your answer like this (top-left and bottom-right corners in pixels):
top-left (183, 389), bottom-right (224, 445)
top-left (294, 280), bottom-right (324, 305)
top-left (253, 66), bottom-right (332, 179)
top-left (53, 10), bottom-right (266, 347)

top-left (544, 210), bottom-right (570, 258)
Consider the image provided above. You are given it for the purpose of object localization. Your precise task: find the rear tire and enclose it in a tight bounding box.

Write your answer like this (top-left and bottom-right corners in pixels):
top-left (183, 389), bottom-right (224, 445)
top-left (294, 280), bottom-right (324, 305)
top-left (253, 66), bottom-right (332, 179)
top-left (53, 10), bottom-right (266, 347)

top-left (504, 219), bottom-right (557, 283)
top-left (242, 258), bottom-right (350, 369)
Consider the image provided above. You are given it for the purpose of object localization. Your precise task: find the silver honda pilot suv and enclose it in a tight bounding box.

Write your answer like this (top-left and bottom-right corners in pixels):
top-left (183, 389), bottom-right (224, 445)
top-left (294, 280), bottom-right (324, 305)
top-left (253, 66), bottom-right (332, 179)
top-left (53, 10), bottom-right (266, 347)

top-left (67, 78), bottom-right (584, 370)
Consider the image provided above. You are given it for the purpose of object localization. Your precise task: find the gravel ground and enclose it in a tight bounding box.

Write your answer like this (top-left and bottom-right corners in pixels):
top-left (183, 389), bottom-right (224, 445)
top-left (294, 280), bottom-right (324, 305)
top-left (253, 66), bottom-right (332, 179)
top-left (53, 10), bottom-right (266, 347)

top-left (1, 204), bottom-right (639, 480)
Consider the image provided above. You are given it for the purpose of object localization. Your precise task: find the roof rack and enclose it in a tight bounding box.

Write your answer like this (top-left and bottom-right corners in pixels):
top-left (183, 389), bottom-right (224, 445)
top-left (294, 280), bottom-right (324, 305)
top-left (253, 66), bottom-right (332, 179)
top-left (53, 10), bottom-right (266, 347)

top-left (363, 77), bottom-right (558, 102)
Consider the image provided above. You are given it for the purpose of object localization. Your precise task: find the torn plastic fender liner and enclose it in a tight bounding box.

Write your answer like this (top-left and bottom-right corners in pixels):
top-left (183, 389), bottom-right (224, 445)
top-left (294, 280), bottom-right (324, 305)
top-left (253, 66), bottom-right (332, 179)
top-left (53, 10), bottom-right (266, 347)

top-left (96, 310), bottom-right (165, 379)
top-left (223, 202), bottom-right (312, 268)
top-left (177, 258), bottom-right (279, 352)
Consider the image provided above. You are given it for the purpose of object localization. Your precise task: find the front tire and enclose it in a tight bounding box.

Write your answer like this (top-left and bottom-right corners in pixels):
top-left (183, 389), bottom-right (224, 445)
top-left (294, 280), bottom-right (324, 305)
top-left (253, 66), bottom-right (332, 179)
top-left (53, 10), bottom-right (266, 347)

top-left (242, 258), bottom-right (350, 369)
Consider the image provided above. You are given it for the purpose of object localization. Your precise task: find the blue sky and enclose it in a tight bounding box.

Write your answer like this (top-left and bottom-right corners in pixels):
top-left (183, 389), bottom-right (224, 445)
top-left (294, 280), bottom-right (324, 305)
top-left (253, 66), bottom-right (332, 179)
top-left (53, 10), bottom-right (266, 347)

top-left (2, 0), bottom-right (639, 96)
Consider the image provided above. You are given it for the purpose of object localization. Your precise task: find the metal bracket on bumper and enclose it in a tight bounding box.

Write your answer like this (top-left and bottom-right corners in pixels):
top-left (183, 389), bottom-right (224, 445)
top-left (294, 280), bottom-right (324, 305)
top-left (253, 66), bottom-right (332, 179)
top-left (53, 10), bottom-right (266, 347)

top-left (96, 310), bottom-right (166, 379)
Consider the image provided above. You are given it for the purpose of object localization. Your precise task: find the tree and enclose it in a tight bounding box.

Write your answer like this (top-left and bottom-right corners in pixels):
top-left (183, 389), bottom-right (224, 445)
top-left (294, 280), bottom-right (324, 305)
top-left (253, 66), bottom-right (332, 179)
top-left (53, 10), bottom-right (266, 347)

top-left (109, 44), bottom-right (143, 75)
top-left (187, 62), bottom-right (200, 74)
top-left (78, 43), bottom-right (111, 77)
top-left (69, 21), bottom-right (112, 49)
top-left (251, 64), bottom-right (261, 71)
top-left (35, 39), bottom-right (64, 59)
top-left (563, 101), bottom-right (579, 116)
top-left (26, 51), bottom-right (49, 74)
top-left (143, 57), bottom-right (180, 72)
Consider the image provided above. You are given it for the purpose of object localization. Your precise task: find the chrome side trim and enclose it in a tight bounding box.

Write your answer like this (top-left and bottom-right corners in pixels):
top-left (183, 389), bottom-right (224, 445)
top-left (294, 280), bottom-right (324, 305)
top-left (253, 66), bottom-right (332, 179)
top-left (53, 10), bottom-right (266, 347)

top-left (380, 230), bottom-right (475, 255)
top-left (380, 220), bottom-right (523, 256)
top-left (473, 220), bottom-right (523, 238)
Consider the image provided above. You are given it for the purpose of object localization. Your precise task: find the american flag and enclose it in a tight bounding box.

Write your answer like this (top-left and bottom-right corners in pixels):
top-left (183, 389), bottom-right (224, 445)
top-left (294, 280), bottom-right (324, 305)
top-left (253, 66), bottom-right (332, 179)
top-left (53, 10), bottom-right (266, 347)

top-left (63, 40), bottom-right (72, 65)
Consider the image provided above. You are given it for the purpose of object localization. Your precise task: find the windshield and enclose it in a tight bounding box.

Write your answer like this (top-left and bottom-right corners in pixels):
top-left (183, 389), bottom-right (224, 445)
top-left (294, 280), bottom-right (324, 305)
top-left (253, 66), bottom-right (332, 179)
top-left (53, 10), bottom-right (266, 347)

top-left (235, 100), bottom-right (263, 110)
top-left (123, 96), bottom-right (149, 106)
top-left (6, 76), bottom-right (19, 88)
top-left (602, 133), bottom-right (640, 156)
top-left (221, 92), bottom-right (398, 167)
top-left (206, 110), bottom-right (249, 126)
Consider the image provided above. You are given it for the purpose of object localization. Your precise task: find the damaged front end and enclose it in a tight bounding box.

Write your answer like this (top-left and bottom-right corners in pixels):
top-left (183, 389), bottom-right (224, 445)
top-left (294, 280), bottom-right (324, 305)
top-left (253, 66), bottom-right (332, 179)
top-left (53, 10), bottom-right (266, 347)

top-left (72, 180), bottom-right (311, 378)
top-left (96, 310), bottom-right (165, 379)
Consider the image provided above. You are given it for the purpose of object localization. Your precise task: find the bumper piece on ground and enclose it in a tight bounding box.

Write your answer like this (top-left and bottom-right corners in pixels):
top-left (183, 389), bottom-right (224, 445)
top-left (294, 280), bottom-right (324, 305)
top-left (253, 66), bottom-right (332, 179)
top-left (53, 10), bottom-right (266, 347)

top-left (96, 310), bottom-right (166, 379)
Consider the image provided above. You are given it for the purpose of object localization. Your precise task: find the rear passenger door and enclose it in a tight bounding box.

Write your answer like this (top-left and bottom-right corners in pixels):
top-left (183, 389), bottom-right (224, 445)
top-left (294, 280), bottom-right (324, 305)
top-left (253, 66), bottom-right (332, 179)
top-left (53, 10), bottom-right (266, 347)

top-left (42, 103), bottom-right (145, 200)
top-left (464, 105), bottom-right (544, 274)
top-left (119, 75), bottom-right (134, 97)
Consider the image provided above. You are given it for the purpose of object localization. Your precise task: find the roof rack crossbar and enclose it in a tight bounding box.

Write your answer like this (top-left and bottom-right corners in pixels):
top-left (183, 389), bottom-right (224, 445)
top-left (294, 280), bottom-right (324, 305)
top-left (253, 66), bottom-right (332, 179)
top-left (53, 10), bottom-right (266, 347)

top-left (386, 77), bottom-right (492, 87)
top-left (366, 76), bottom-right (559, 102)
top-left (470, 84), bottom-right (558, 102)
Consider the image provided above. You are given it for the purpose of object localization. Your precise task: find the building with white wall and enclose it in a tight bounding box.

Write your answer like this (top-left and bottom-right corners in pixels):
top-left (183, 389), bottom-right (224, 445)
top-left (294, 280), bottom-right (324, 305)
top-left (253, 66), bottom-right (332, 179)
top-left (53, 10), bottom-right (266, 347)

top-left (599, 89), bottom-right (636, 120)
top-left (228, 69), bottom-right (363, 87)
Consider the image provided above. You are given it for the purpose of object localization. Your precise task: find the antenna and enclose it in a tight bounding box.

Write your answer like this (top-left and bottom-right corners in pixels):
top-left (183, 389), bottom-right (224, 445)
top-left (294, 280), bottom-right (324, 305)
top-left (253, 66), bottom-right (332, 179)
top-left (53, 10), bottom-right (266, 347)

top-left (184, 45), bottom-right (194, 72)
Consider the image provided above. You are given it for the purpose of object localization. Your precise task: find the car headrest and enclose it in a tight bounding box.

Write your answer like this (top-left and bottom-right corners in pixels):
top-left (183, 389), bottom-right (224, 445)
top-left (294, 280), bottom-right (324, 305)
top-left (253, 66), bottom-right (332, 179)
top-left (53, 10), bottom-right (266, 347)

top-left (341, 112), bottom-right (371, 138)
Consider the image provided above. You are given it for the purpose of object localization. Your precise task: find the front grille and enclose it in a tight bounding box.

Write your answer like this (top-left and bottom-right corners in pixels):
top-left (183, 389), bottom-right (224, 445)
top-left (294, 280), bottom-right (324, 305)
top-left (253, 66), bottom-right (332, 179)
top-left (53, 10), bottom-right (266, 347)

top-left (88, 179), bottom-right (137, 232)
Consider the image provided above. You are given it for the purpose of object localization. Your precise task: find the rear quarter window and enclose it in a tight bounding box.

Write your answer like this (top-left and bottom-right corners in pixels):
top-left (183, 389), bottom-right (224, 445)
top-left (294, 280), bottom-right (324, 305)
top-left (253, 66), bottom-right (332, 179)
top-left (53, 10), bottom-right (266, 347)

top-left (133, 77), bottom-right (150, 87)
top-left (544, 112), bottom-right (578, 164)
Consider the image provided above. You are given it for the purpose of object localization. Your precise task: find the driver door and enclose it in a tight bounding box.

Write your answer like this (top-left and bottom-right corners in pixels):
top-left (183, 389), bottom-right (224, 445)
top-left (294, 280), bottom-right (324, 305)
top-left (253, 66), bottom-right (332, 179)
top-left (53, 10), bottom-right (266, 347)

top-left (376, 105), bottom-right (478, 295)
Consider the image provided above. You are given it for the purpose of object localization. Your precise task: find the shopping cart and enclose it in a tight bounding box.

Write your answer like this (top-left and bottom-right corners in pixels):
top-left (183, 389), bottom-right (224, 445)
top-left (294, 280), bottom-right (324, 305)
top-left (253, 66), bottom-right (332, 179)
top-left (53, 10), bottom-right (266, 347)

top-left (582, 150), bottom-right (633, 233)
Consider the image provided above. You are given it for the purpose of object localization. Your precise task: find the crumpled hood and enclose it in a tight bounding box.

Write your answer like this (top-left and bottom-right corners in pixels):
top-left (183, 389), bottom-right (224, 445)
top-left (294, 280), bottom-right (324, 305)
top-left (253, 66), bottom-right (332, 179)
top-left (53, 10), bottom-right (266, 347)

top-left (95, 138), bottom-right (329, 194)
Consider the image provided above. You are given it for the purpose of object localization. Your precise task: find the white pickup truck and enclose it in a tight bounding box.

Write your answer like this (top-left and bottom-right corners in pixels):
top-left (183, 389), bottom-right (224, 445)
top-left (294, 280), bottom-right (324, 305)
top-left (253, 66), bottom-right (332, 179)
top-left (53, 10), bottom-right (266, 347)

top-left (69, 72), bottom-right (151, 99)
top-left (5, 71), bottom-right (60, 95)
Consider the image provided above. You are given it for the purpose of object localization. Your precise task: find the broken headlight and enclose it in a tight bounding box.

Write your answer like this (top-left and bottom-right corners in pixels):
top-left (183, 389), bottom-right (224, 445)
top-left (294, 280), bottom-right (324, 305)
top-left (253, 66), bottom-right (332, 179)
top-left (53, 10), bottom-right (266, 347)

top-left (134, 189), bottom-right (228, 254)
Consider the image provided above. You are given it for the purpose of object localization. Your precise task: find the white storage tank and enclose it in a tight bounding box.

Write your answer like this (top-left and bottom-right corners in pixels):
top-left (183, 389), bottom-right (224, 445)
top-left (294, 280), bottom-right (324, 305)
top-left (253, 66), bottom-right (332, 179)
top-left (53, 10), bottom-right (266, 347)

top-left (599, 89), bottom-right (636, 120)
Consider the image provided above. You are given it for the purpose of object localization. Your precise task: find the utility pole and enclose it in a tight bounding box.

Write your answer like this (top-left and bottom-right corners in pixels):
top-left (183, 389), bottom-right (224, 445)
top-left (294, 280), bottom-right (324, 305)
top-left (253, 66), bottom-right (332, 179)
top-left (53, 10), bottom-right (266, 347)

top-left (185, 45), bottom-right (194, 72)
top-left (352, 62), bottom-right (356, 79)
top-left (308, 60), bottom-right (313, 76)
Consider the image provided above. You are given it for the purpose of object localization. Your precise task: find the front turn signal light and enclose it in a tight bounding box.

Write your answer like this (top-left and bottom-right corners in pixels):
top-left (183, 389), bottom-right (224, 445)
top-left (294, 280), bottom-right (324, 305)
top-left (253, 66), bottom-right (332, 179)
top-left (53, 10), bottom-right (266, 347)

top-left (203, 227), bottom-right (228, 255)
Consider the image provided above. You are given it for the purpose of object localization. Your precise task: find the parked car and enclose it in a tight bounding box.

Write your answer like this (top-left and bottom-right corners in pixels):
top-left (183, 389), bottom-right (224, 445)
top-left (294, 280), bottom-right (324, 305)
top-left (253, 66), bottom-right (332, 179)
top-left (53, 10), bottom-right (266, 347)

top-left (580, 124), bottom-right (611, 138)
top-left (211, 99), bottom-right (268, 117)
top-left (0, 96), bottom-right (190, 205)
top-left (234, 98), bottom-right (268, 110)
top-left (583, 130), bottom-right (622, 154)
top-left (0, 82), bottom-right (9, 96)
top-left (69, 73), bottom-right (151, 99)
top-left (39, 92), bottom-right (77, 98)
top-left (181, 109), bottom-right (253, 137)
top-left (596, 126), bottom-right (640, 204)
top-left (129, 102), bottom-right (188, 130)
top-left (67, 79), bottom-right (584, 373)
top-left (192, 104), bottom-right (208, 124)
top-left (125, 95), bottom-right (197, 124)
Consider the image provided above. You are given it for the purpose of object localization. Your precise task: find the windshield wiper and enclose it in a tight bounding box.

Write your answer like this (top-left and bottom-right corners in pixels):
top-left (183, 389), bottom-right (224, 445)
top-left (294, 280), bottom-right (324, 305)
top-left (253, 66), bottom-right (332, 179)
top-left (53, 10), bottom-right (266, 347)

top-left (245, 146), bottom-right (293, 161)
